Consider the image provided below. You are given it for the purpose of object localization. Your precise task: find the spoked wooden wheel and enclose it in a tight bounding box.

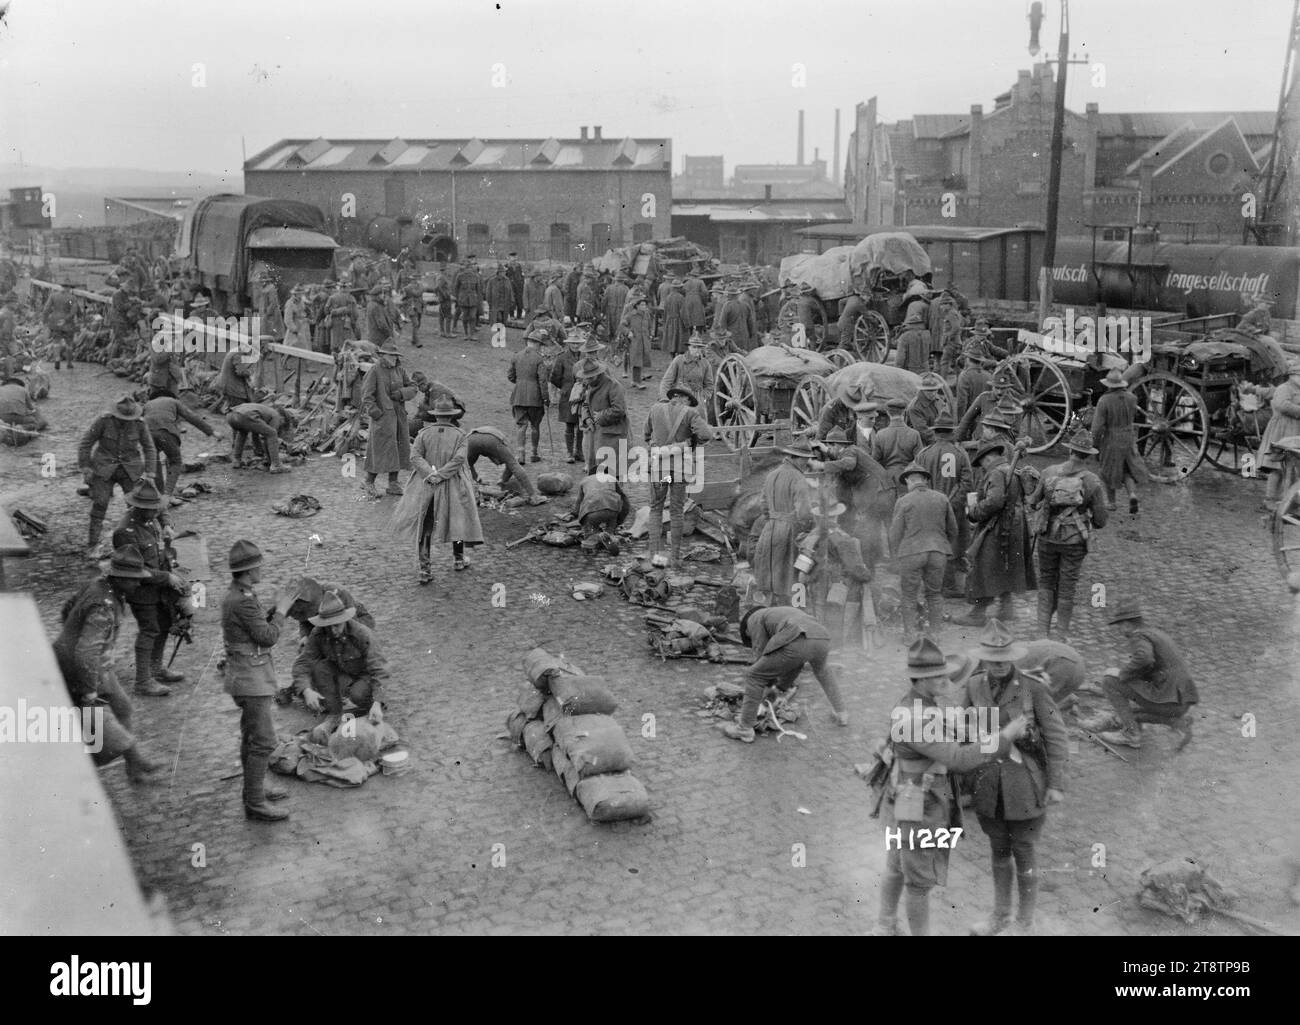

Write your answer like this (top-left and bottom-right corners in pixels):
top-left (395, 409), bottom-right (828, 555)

top-left (713, 354), bottom-right (758, 451)
top-left (792, 375), bottom-right (830, 439)
top-left (1204, 390), bottom-right (1265, 475)
top-left (825, 348), bottom-right (855, 369)
top-left (1129, 371), bottom-right (1209, 481)
top-left (852, 311), bottom-right (891, 363)
top-left (998, 352), bottom-right (1072, 453)
top-left (1273, 477), bottom-right (1300, 579)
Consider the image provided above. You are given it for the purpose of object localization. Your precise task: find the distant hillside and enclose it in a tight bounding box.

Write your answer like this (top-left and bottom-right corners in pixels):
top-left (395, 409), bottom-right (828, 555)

top-left (0, 165), bottom-right (238, 227)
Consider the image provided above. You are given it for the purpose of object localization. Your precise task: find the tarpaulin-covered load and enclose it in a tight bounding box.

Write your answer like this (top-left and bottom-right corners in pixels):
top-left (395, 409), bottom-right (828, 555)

top-left (825, 362), bottom-right (923, 412)
top-left (778, 246), bottom-right (855, 300)
top-left (593, 237), bottom-right (714, 277)
top-left (849, 232), bottom-right (931, 290)
top-left (1203, 329), bottom-right (1288, 380)
top-left (744, 345), bottom-right (837, 381)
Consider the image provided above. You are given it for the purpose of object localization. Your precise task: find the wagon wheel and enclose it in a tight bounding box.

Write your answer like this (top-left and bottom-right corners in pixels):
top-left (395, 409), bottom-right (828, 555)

top-left (1129, 371), bottom-right (1209, 481)
top-left (998, 352), bottom-right (1071, 453)
top-left (713, 354), bottom-right (758, 451)
top-left (791, 375), bottom-right (830, 440)
top-left (824, 348), bottom-right (855, 370)
top-left (1204, 387), bottom-right (1265, 475)
top-left (852, 311), bottom-right (891, 363)
top-left (1274, 478), bottom-right (1300, 579)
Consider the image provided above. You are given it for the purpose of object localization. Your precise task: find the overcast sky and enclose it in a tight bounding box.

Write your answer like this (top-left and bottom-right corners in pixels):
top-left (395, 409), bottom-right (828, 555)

top-left (0, 0), bottom-right (1293, 177)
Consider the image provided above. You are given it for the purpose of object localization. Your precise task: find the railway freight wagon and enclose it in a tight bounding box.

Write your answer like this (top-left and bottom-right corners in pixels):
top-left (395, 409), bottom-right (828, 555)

top-left (1049, 239), bottom-right (1300, 322)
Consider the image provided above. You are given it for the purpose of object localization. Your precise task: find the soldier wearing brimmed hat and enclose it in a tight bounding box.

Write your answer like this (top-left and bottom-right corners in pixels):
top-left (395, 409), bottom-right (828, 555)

top-left (364, 282), bottom-right (396, 350)
top-left (682, 272), bottom-right (709, 336)
top-left (0, 372), bottom-right (47, 434)
top-left (111, 479), bottom-right (189, 696)
top-left (890, 461), bottom-right (958, 643)
top-left (932, 292), bottom-right (966, 377)
top-left (720, 606), bottom-right (849, 744)
top-left (752, 444), bottom-right (816, 604)
top-left (955, 368), bottom-right (1019, 444)
top-left (916, 410), bottom-right (973, 597)
top-left (285, 577), bottom-right (374, 641)
top-left (1089, 367), bottom-right (1146, 513)
top-left (52, 544), bottom-right (167, 783)
top-left (226, 401), bottom-right (293, 474)
top-left (870, 636), bottom-right (1029, 936)
top-left (905, 372), bottom-right (945, 446)
top-left (953, 434), bottom-right (1036, 627)
top-left (283, 282), bottom-right (312, 351)
top-left (574, 354), bottom-right (629, 476)
top-left (893, 301), bottom-right (932, 375)
top-left (78, 395), bottom-right (158, 553)
top-left (809, 425), bottom-right (893, 564)
top-left (1079, 599), bottom-right (1197, 751)
top-left (390, 396), bottom-right (484, 583)
top-left (658, 331), bottom-right (714, 407)
top-left (617, 294), bottom-right (654, 388)
top-left (221, 539), bottom-right (298, 821)
top-left (550, 331), bottom-right (589, 463)
top-left (643, 385), bottom-right (716, 567)
top-left (359, 340), bottom-right (417, 498)
top-left (509, 328), bottom-right (551, 462)
top-left (659, 275), bottom-right (689, 356)
top-left (1026, 427), bottom-right (1108, 641)
top-left (144, 392), bottom-right (217, 499)
top-left (716, 284), bottom-right (755, 353)
top-left (453, 255), bottom-right (483, 338)
top-left (289, 592), bottom-right (390, 722)
top-left (962, 620), bottom-right (1068, 936)
top-left (324, 277), bottom-right (361, 353)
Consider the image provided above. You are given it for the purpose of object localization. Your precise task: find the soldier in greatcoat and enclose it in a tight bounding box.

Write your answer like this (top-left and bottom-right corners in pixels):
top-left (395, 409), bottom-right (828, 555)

top-left (360, 341), bottom-right (417, 498)
top-left (752, 443), bottom-right (815, 604)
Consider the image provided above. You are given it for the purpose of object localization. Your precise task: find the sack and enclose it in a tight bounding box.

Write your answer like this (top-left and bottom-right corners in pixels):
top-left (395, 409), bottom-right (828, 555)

top-left (522, 720), bottom-right (553, 766)
top-left (523, 647), bottom-right (584, 692)
top-left (541, 529), bottom-right (579, 547)
top-left (506, 709), bottom-right (528, 747)
top-left (549, 674), bottom-right (619, 715)
top-left (517, 684), bottom-right (545, 719)
top-left (552, 740), bottom-right (572, 780)
top-left (542, 696), bottom-right (566, 730)
top-left (327, 714), bottom-right (398, 762)
top-left (552, 714), bottom-right (634, 778)
top-left (575, 772), bottom-right (651, 823)
top-left (537, 472), bottom-right (573, 495)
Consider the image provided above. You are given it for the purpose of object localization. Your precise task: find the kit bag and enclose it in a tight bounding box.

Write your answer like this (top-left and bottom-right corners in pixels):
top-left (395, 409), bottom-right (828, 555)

top-left (552, 714), bottom-right (633, 778)
top-left (549, 674), bottom-right (619, 715)
top-left (575, 772), bottom-right (650, 823)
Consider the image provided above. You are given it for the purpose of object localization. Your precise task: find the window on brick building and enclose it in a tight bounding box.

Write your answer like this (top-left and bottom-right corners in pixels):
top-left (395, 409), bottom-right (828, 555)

top-left (1206, 152), bottom-right (1231, 176)
top-left (632, 223), bottom-right (653, 243)
top-left (549, 222), bottom-right (570, 261)
top-left (591, 222), bottom-right (613, 253)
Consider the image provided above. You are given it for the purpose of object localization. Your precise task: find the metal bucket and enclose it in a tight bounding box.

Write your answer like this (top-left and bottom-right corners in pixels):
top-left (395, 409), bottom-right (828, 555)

top-left (380, 750), bottom-right (411, 776)
top-left (793, 552), bottom-right (816, 574)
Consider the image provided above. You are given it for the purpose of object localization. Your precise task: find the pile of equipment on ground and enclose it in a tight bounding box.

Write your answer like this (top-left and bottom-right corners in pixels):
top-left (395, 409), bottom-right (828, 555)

top-left (505, 648), bottom-right (650, 823)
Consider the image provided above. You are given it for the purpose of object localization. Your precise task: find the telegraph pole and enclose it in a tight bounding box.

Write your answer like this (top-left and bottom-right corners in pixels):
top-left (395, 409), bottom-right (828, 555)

top-left (1031, 0), bottom-right (1070, 325)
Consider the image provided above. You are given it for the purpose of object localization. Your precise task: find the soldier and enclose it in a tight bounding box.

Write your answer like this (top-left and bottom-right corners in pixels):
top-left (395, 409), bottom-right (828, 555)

top-left (508, 327), bottom-right (551, 463)
top-left (360, 341), bottom-right (417, 498)
top-left (752, 443), bottom-right (815, 605)
top-left (643, 386), bottom-right (715, 567)
top-left (794, 283), bottom-right (820, 345)
top-left (109, 278), bottom-right (142, 356)
top-left (144, 392), bottom-right (216, 499)
top-left (933, 293), bottom-right (965, 376)
top-left (682, 273), bottom-right (709, 337)
top-left (220, 539), bottom-right (295, 822)
top-left (466, 425), bottom-right (545, 503)
top-left (400, 274), bottom-right (424, 348)
top-left (550, 331), bottom-right (588, 464)
top-left (619, 294), bottom-right (654, 388)
top-left (1081, 599), bottom-right (1198, 751)
top-left (408, 371), bottom-right (466, 436)
top-left (722, 605), bottom-right (849, 744)
top-left (955, 369), bottom-right (1018, 444)
top-left (915, 413), bottom-right (973, 598)
top-left (544, 271), bottom-right (566, 323)
top-left (1236, 294), bottom-right (1274, 336)
top-left (658, 332), bottom-right (715, 406)
top-left (1027, 427), bottom-right (1108, 641)
top-left (390, 396), bottom-right (484, 584)
top-left (289, 593), bottom-right (389, 722)
top-left (574, 471), bottom-right (632, 544)
top-left (489, 264), bottom-right (515, 326)
top-left (325, 280), bottom-right (361, 353)
top-left (954, 350), bottom-right (995, 420)
top-left (365, 283), bottom-right (395, 348)
top-left (869, 397), bottom-right (923, 496)
top-left (224, 401), bottom-right (290, 472)
top-left (285, 578), bottom-right (375, 642)
top-left (889, 462), bottom-right (958, 643)
top-left (659, 277), bottom-right (689, 356)
top-left (575, 355), bottom-right (629, 476)
top-left (78, 396), bottom-right (157, 553)
top-left (454, 255), bottom-right (483, 338)
top-left (809, 426), bottom-right (894, 567)
top-left (216, 344), bottom-right (257, 411)
top-left (1016, 637), bottom-right (1087, 709)
top-left (42, 285), bottom-right (78, 368)
top-left (0, 292), bottom-right (18, 378)
top-left (110, 479), bottom-right (188, 696)
top-left (53, 545), bottom-right (165, 783)
top-left (963, 318), bottom-right (1008, 363)
top-left (1090, 367), bottom-right (1146, 513)
top-left (963, 621), bottom-right (1068, 936)
top-left (871, 637), bottom-right (1028, 936)
top-left (717, 286), bottom-right (756, 353)
top-left (524, 268), bottom-right (546, 320)
top-left (282, 283), bottom-right (311, 350)
top-left (905, 372), bottom-right (945, 445)
top-left (892, 302), bottom-right (931, 374)
top-left (575, 271), bottom-right (597, 326)
top-left (506, 252), bottom-right (525, 319)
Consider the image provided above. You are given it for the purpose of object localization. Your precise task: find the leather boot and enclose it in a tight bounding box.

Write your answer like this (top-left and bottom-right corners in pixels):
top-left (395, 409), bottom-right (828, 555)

top-left (904, 885), bottom-right (931, 937)
top-left (1035, 590), bottom-right (1055, 638)
top-left (125, 748), bottom-right (162, 784)
top-left (970, 858), bottom-right (1015, 935)
top-left (152, 663), bottom-right (186, 684)
top-left (951, 600), bottom-right (990, 627)
top-left (1055, 601), bottom-right (1073, 643)
top-left (994, 593), bottom-right (1017, 621)
top-left (245, 801), bottom-right (289, 821)
top-left (873, 870), bottom-right (904, 935)
top-left (1016, 868), bottom-right (1039, 933)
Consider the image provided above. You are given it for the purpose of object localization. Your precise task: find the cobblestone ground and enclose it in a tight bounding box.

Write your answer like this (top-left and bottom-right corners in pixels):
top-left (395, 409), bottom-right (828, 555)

top-left (5, 322), bottom-right (1299, 936)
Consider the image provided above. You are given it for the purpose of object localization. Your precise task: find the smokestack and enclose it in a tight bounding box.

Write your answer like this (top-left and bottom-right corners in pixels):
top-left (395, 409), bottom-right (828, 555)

top-left (797, 110), bottom-right (805, 166)
top-left (593, 126), bottom-right (602, 141)
top-left (834, 109), bottom-right (841, 186)
top-left (580, 126), bottom-right (589, 141)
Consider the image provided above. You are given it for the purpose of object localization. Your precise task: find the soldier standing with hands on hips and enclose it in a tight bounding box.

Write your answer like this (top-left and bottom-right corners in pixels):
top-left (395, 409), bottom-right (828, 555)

top-left (221, 539), bottom-right (297, 823)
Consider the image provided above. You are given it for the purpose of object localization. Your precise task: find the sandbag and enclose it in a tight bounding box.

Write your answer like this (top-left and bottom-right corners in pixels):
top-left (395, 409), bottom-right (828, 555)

top-left (552, 714), bottom-right (633, 778)
top-left (517, 684), bottom-right (545, 719)
top-left (575, 771), bottom-right (651, 823)
top-left (549, 674), bottom-right (619, 715)
top-left (506, 709), bottom-right (528, 747)
top-left (523, 647), bottom-right (585, 692)
top-left (542, 696), bottom-right (566, 729)
top-left (523, 719), bottom-right (553, 766)
top-left (552, 741), bottom-right (572, 781)
top-left (561, 762), bottom-right (584, 796)
top-left (537, 471), bottom-right (573, 495)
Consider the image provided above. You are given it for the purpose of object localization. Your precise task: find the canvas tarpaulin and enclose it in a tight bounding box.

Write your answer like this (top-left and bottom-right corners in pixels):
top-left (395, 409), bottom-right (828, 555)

top-left (778, 246), bottom-right (855, 300)
top-left (825, 362), bottom-right (923, 411)
top-left (744, 345), bottom-right (836, 381)
top-left (186, 194), bottom-right (331, 295)
top-left (849, 233), bottom-right (931, 286)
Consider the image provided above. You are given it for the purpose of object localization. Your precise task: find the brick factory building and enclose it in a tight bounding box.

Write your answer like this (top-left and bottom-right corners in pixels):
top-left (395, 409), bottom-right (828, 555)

top-left (243, 127), bottom-right (671, 262)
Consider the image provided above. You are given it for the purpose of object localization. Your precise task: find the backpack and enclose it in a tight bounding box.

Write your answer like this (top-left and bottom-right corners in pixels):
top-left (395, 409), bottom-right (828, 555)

top-left (1048, 474), bottom-right (1085, 509)
top-left (1043, 471), bottom-right (1092, 542)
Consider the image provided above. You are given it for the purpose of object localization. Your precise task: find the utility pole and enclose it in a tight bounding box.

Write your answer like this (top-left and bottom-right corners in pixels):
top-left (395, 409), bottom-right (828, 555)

top-left (1029, 1), bottom-right (1076, 326)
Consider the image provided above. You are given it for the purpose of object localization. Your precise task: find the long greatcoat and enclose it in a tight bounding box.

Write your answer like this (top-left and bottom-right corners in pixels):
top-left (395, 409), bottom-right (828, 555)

top-left (620, 307), bottom-right (654, 370)
top-left (390, 422), bottom-right (484, 550)
top-left (580, 371), bottom-right (630, 466)
top-left (660, 291), bottom-right (689, 355)
top-left (965, 453), bottom-right (1036, 599)
top-left (603, 282), bottom-right (629, 335)
top-left (550, 347), bottom-right (582, 423)
top-left (1255, 375), bottom-right (1300, 471)
top-left (360, 361), bottom-right (417, 474)
top-left (1090, 388), bottom-right (1148, 489)
top-left (325, 292), bottom-right (360, 353)
top-left (753, 460), bottom-right (812, 598)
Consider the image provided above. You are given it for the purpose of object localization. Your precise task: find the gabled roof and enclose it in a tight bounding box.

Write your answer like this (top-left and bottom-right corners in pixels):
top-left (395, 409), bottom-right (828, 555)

top-left (1124, 122), bottom-right (1202, 176)
top-left (1151, 117), bottom-right (1258, 177)
top-left (245, 137), bottom-right (671, 172)
top-left (286, 138), bottom-right (331, 167)
top-left (1097, 111), bottom-right (1274, 139)
top-left (372, 138), bottom-right (409, 165)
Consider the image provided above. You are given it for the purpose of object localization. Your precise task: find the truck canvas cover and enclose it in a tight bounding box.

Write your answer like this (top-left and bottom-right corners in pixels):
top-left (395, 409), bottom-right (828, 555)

top-left (778, 246), bottom-right (855, 300)
top-left (849, 232), bottom-right (932, 287)
top-left (178, 194), bottom-right (332, 287)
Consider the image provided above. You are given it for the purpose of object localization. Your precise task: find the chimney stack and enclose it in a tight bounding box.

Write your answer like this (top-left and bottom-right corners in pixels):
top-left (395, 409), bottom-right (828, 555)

top-left (593, 125), bottom-right (602, 141)
top-left (765, 184), bottom-right (773, 202)
top-left (580, 126), bottom-right (589, 141)
top-left (834, 109), bottom-right (841, 185)
top-left (797, 110), bottom-right (805, 166)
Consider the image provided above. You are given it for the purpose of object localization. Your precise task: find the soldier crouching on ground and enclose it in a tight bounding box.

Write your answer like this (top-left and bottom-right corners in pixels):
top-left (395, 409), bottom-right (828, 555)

top-left (283, 577), bottom-right (375, 643)
top-left (220, 539), bottom-right (296, 823)
top-left (869, 637), bottom-right (1028, 935)
top-left (286, 593), bottom-right (388, 725)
